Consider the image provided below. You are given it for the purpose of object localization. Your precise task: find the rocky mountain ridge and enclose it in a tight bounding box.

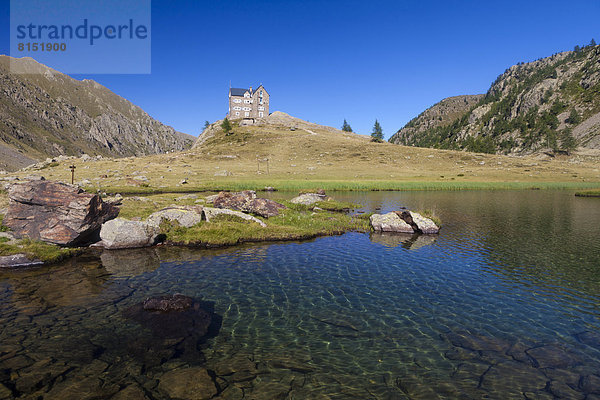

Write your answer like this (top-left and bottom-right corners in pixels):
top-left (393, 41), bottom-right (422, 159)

top-left (390, 45), bottom-right (600, 155)
top-left (0, 56), bottom-right (194, 171)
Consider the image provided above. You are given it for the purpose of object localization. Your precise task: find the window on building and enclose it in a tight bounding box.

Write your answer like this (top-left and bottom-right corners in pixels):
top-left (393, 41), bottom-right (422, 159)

top-left (233, 99), bottom-right (241, 103)
top-left (258, 106), bottom-right (264, 111)
top-left (259, 111), bottom-right (264, 117)
top-left (235, 112), bottom-right (240, 116)
top-left (245, 112), bottom-right (250, 117)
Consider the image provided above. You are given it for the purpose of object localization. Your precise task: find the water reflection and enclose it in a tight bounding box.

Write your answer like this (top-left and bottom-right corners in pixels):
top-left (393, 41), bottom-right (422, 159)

top-left (369, 232), bottom-right (437, 249)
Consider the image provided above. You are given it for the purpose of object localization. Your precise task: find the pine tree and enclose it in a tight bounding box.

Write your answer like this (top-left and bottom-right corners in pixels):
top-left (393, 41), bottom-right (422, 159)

top-left (221, 117), bottom-right (232, 134)
top-left (204, 120), bottom-right (210, 130)
top-left (566, 108), bottom-right (581, 125)
top-left (341, 119), bottom-right (353, 132)
top-left (371, 119), bottom-right (383, 142)
top-left (574, 45), bottom-right (581, 52)
top-left (591, 38), bottom-right (597, 47)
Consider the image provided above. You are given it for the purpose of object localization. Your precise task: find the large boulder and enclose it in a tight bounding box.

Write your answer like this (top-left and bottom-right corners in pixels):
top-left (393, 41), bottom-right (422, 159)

top-left (99, 218), bottom-right (159, 249)
top-left (213, 191), bottom-right (285, 218)
top-left (146, 206), bottom-right (203, 229)
top-left (202, 207), bottom-right (266, 227)
top-left (244, 198), bottom-right (286, 218)
top-left (290, 193), bottom-right (326, 206)
top-left (4, 181), bottom-right (119, 246)
top-left (370, 212), bottom-right (414, 233)
top-left (213, 190), bottom-right (256, 210)
top-left (396, 211), bottom-right (440, 234)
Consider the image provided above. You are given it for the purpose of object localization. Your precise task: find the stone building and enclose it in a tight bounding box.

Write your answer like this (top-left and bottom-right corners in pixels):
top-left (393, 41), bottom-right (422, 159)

top-left (228, 85), bottom-right (269, 121)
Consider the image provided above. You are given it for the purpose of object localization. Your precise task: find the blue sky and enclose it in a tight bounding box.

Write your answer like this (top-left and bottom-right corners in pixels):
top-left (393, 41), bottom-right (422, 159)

top-left (1, 0), bottom-right (599, 138)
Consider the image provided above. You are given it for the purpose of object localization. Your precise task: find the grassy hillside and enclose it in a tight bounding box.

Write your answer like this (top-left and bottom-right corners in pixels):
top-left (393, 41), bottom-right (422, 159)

top-left (3, 113), bottom-right (598, 193)
top-left (391, 44), bottom-right (600, 155)
top-left (0, 56), bottom-right (194, 171)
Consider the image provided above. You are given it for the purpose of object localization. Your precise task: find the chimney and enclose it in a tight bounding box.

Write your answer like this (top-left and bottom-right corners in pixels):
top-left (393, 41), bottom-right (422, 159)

top-left (249, 86), bottom-right (253, 94)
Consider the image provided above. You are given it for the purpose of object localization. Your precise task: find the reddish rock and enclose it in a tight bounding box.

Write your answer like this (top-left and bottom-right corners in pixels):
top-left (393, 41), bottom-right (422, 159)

top-left (244, 198), bottom-right (286, 218)
top-left (213, 190), bottom-right (256, 210)
top-left (213, 190), bottom-right (285, 218)
top-left (4, 181), bottom-right (119, 246)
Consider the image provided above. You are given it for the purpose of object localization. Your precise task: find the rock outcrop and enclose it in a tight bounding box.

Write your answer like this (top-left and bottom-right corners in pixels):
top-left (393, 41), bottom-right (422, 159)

top-left (99, 218), bottom-right (159, 249)
top-left (290, 193), bottom-right (327, 206)
top-left (4, 180), bottom-right (119, 246)
top-left (202, 207), bottom-right (267, 227)
top-left (370, 210), bottom-right (440, 234)
top-left (369, 212), bottom-right (414, 233)
top-left (146, 206), bottom-right (204, 229)
top-left (213, 191), bottom-right (285, 218)
top-left (396, 211), bottom-right (440, 234)
top-left (0, 56), bottom-right (195, 171)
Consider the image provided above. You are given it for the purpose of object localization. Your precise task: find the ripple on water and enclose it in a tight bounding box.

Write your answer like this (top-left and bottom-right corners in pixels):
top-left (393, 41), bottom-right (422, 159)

top-left (0, 190), bottom-right (600, 398)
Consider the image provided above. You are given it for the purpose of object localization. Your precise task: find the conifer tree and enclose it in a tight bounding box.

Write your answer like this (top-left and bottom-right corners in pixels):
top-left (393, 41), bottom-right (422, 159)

top-left (341, 119), bottom-right (353, 132)
top-left (204, 120), bottom-right (210, 130)
top-left (591, 38), bottom-right (597, 47)
top-left (371, 119), bottom-right (383, 142)
top-left (221, 117), bottom-right (232, 134)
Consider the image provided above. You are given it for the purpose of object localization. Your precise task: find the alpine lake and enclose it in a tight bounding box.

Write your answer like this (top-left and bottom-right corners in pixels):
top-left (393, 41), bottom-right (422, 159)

top-left (1, 190), bottom-right (600, 399)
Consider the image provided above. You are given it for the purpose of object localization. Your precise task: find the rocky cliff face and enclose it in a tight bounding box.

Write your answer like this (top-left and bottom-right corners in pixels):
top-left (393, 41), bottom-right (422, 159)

top-left (0, 56), bottom-right (195, 171)
top-left (390, 95), bottom-right (484, 146)
top-left (390, 45), bottom-right (600, 154)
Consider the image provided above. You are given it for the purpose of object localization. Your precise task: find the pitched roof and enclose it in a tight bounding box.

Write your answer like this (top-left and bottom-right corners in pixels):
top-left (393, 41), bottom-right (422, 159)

top-left (230, 85), bottom-right (267, 97)
top-left (229, 88), bottom-right (248, 97)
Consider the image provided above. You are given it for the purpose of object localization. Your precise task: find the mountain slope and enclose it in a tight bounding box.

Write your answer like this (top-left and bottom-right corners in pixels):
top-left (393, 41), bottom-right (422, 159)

top-left (0, 56), bottom-right (194, 171)
top-left (390, 45), bottom-right (600, 154)
top-left (390, 95), bottom-right (484, 146)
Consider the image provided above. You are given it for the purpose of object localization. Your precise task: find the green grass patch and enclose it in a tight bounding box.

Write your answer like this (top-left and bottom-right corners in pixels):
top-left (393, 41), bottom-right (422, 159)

top-left (93, 180), bottom-right (600, 194)
top-left (417, 209), bottom-right (442, 227)
top-left (0, 215), bottom-right (9, 232)
top-left (161, 206), bottom-right (368, 247)
top-left (575, 189), bottom-right (600, 197)
top-left (0, 239), bottom-right (78, 263)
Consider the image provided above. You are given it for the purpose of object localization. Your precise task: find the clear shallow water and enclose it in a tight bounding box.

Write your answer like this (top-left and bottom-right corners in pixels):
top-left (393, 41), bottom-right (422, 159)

top-left (1, 190), bottom-right (600, 399)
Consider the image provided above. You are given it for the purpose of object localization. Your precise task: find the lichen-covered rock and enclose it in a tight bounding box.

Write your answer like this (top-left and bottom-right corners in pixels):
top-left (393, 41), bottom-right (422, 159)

top-left (4, 180), bottom-right (119, 246)
top-left (244, 198), bottom-right (286, 218)
top-left (290, 193), bottom-right (326, 206)
top-left (202, 207), bottom-right (266, 227)
top-left (370, 212), bottom-right (414, 233)
top-left (212, 190), bottom-right (285, 217)
top-left (146, 206), bottom-right (203, 228)
top-left (397, 211), bottom-right (440, 234)
top-left (99, 218), bottom-right (159, 249)
top-left (213, 190), bottom-right (256, 210)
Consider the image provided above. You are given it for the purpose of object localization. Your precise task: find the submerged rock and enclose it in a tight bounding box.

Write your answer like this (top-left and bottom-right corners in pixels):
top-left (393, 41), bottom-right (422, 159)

top-left (99, 218), bottom-right (159, 249)
top-left (4, 180), bottom-right (119, 246)
top-left (143, 294), bottom-right (193, 312)
top-left (158, 367), bottom-right (217, 400)
top-left (369, 212), bottom-right (414, 233)
top-left (123, 294), bottom-right (213, 339)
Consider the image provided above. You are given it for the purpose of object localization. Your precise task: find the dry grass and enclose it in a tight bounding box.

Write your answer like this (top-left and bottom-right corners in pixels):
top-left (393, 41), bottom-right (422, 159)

top-left (3, 118), bottom-right (600, 192)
